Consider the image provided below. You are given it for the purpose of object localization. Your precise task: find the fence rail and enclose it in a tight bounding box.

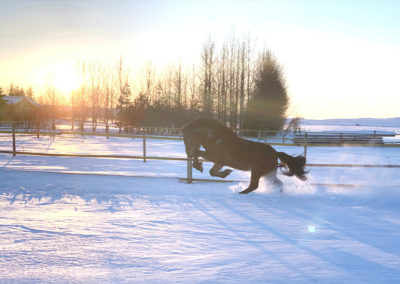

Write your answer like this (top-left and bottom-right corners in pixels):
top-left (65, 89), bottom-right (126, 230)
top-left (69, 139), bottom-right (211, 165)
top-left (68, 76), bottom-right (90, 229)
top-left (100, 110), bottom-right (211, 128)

top-left (1, 120), bottom-right (399, 144)
top-left (1, 149), bottom-right (399, 168)
top-left (1, 130), bottom-right (400, 147)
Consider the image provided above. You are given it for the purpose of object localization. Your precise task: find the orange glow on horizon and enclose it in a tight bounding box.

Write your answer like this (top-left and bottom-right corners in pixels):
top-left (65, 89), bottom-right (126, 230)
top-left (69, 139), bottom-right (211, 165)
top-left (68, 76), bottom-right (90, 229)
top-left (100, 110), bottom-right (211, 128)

top-left (34, 62), bottom-right (83, 98)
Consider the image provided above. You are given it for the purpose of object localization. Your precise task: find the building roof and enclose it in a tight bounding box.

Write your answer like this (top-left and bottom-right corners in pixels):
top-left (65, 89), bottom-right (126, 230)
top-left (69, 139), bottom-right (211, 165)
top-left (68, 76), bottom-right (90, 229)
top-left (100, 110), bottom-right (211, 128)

top-left (2, 96), bottom-right (39, 106)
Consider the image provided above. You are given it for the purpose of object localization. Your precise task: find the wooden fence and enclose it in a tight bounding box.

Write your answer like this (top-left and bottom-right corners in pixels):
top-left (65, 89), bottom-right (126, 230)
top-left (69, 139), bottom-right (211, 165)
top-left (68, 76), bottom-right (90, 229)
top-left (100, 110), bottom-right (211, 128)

top-left (1, 123), bottom-right (400, 184)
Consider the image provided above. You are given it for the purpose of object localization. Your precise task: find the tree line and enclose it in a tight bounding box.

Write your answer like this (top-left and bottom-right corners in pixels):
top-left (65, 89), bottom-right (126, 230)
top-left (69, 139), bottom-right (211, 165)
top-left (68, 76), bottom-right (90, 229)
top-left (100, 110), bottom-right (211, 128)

top-left (1, 34), bottom-right (291, 133)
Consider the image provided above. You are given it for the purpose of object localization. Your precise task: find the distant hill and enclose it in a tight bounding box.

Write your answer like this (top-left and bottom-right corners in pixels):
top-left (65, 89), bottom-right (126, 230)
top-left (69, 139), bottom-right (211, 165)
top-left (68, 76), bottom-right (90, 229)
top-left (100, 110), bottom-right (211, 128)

top-left (301, 117), bottom-right (400, 128)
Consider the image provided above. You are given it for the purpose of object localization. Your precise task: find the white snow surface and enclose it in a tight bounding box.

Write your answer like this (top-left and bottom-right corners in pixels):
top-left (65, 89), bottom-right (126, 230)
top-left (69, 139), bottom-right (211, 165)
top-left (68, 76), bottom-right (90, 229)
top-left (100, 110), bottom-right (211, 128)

top-left (1, 130), bottom-right (400, 283)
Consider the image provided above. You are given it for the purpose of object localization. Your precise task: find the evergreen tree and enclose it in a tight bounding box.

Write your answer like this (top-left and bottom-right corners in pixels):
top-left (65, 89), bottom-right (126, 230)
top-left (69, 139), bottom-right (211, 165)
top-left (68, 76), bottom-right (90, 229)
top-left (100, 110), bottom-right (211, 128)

top-left (117, 80), bottom-right (131, 110)
top-left (116, 80), bottom-right (132, 132)
top-left (0, 87), bottom-right (6, 119)
top-left (26, 87), bottom-right (34, 99)
top-left (244, 50), bottom-right (288, 132)
top-left (9, 84), bottom-right (25, 96)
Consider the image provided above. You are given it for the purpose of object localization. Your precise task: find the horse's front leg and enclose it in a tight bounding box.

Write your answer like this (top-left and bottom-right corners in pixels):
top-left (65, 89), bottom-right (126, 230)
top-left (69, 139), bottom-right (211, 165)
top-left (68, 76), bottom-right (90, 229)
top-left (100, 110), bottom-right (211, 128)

top-left (194, 149), bottom-right (220, 171)
top-left (209, 163), bottom-right (232, 179)
top-left (184, 136), bottom-right (203, 172)
top-left (191, 151), bottom-right (203, 173)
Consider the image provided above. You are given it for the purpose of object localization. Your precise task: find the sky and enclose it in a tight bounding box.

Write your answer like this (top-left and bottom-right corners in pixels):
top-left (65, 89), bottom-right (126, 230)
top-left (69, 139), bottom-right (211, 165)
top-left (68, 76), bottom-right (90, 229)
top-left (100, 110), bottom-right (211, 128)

top-left (1, 0), bottom-right (399, 119)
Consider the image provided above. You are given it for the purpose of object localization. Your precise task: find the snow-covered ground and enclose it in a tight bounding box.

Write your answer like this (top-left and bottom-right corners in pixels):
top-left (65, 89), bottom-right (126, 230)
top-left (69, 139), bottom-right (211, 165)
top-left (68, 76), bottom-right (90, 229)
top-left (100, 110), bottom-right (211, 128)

top-left (1, 125), bottom-right (400, 283)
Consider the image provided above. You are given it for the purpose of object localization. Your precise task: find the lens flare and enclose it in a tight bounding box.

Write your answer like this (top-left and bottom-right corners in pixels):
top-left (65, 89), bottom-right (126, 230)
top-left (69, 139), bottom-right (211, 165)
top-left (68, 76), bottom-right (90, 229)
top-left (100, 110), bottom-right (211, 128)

top-left (308, 225), bottom-right (316, 233)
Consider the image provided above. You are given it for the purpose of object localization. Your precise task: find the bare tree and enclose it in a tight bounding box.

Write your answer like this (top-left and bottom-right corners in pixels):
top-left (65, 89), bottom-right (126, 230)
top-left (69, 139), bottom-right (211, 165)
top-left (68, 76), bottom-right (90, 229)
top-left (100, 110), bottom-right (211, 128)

top-left (182, 66), bottom-right (189, 110)
top-left (238, 35), bottom-right (254, 128)
top-left (88, 61), bottom-right (103, 132)
top-left (246, 36), bottom-right (255, 116)
top-left (20, 31), bottom-right (291, 132)
top-left (155, 70), bottom-right (171, 108)
top-left (71, 89), bottom-right (77, 131)
top-left (103, 67), bottom-right (115, 136)
top-left (223, 32), bottom-right (238, 128)
top-left (188, 64), bottom-right (199, 111)
top-left (216, 43), bottom-right (227, 121)
top-left (143, 62), bottom-right (155, 105)
top-left (173, 62), bottom-right (183, 110)
top-left (200, 37), bottom-right (216, 114)
top-left (213, 33), bottom-right (255, 129)
top-left (116, 56), bottom-right (131, 133)
top-left (76, 61), bottom-right (88, 132)
top-left (44, 76), bottom-right (59, 133)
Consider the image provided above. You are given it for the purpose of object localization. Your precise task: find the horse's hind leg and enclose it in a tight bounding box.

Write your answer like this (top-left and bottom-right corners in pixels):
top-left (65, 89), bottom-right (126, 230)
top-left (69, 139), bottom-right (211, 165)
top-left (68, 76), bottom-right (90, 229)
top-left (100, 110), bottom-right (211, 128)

top-left (239, 166), bottom-right (263, 194)
top-left (209, 163), bottom-right (232, 179)
top-left (266, 168), bottom-right (284, 192)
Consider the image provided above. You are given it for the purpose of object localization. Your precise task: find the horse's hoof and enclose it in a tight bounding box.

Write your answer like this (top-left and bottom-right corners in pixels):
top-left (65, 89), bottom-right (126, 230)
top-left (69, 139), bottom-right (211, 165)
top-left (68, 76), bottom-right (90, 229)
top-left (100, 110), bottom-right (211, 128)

top-left (222, 169), bottom-right (232, 178)
top-left (193, 164), bottom-right (203, 173)
top-left (239, 189), bottom-right (250, 194)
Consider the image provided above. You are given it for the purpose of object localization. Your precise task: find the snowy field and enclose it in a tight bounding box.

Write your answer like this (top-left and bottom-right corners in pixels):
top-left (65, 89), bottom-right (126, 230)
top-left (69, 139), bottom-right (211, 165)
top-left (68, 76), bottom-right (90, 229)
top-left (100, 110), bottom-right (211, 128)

top-left (1, 123), bottom-right (400, 283)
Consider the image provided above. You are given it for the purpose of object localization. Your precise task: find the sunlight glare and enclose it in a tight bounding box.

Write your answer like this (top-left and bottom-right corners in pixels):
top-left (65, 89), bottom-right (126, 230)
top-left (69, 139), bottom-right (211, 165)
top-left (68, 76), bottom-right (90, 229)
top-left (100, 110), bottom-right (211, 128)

top-left (46, 63), bottom-right (82, 94)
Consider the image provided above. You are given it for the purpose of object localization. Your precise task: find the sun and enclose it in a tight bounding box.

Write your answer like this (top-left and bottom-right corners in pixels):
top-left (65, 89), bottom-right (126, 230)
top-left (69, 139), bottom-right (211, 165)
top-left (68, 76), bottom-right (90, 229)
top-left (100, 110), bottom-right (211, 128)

top-left (52, 64), bottom-right (82, 94)
top-left (43, 63), bottom-right (82, 95)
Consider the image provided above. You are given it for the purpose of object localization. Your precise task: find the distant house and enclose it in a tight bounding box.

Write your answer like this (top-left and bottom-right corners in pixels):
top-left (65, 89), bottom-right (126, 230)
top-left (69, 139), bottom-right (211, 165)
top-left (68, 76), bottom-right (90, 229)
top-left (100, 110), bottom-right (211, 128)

top-left (1, 96), bottom-right (40, 120)
top-left (2, 95), bottom-right (39, 111)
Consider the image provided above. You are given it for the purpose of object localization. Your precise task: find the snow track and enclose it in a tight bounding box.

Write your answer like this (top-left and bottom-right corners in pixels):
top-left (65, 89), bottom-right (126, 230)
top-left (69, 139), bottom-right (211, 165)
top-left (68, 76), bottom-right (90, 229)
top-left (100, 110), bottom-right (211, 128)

top-left (2, 167), bottom-right (400, 190)
top-left (1, 169), bottom-right (400, 283)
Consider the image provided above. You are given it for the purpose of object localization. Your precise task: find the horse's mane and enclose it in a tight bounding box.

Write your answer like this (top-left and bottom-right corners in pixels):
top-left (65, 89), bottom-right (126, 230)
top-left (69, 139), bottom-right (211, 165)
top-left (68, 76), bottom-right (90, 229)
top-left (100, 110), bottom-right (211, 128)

top-left (183, 117), bottom-right (237, 138)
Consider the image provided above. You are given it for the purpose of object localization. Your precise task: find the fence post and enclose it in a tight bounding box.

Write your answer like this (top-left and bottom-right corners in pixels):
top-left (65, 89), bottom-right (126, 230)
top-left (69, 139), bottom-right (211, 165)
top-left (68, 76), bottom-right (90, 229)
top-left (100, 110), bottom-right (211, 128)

top-left (106, 123), bottom-right (109, 140)
top-left (340, 133), bottom-right (343, 145)
top-left (36, 120), bottom-right (40, 138)
top-left (143, 132), bottom-right (147, 162)
top-left (373, 130), bottom-right (376, 145)
top-left (52, 120), bottom-right (56, 140)
top-left (12, 122), bottom-right (16, 157)
top-left (304, 132), bottom-right (308, 159)
top-left (187, 157), bottom-right (193, 184)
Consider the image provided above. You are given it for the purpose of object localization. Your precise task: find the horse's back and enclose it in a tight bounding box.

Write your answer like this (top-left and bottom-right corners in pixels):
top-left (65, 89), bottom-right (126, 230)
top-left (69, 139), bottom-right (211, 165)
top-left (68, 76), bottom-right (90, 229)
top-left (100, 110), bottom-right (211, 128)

top-left (182, 117), bottom-right (236, 138)
top-left (203, 136), bottom-right (277, 171)
top-left (225, 136), bottom-right (277, 159)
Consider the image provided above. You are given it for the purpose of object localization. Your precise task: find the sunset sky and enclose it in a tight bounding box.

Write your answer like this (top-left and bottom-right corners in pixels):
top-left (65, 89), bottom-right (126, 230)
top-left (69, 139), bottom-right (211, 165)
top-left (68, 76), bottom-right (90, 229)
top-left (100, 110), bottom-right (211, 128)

top-left (1, 0), bottom-right (399, 119)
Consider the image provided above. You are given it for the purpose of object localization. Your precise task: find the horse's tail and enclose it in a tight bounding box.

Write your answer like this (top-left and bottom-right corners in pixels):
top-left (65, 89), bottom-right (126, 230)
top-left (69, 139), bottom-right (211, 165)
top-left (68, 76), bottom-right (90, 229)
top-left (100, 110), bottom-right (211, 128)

top-left (277, 152), bottom-right (308, 181)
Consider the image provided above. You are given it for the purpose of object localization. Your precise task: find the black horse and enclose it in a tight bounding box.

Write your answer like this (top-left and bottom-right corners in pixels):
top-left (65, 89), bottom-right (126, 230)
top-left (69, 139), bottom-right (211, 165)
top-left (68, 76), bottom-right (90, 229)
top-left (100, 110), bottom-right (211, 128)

top-left (182, 117), bottom-right (308, 194)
